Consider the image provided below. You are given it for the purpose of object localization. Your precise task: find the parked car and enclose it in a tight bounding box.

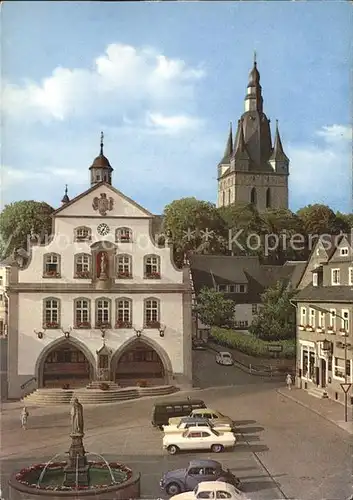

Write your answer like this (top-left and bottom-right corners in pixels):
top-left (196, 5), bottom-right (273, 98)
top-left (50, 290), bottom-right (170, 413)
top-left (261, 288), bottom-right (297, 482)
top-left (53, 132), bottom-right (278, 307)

top-left (168, 408), bottom-right (234, 430)
top-left (163, 427), bottom-right (236, 455)
top-left (163, 417), bottom-right (234, 434)
top-left (160, 459), bottom-right (240, 496)
top-left (151, 399), bottom-right (206, 429)
top-left (192, 339), bottom-right (207, 350)
top-left (216, 351), bottom-right (234, 366)
top-left (169, 481), bottom-right (250, 500)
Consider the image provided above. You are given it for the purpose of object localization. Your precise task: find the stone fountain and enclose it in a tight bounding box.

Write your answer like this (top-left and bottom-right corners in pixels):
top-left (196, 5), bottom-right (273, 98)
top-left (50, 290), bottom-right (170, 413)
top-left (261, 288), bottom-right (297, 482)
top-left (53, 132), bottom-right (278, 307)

top-left (9, 398), bottom-right (140, 499)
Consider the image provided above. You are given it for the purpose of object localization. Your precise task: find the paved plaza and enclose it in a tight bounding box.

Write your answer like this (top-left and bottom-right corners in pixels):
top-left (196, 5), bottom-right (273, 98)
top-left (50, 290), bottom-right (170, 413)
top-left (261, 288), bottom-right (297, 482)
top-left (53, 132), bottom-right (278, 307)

top-left (1, 350), bottom-right (352, 500)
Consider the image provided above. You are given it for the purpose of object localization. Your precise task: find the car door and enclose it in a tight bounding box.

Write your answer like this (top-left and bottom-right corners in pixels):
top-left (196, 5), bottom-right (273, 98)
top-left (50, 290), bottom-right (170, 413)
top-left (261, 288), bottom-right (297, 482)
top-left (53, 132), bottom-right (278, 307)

top-left (185, 467), bottom-right (203, 490)
top-left (184, 430), bottom-right (203, 450)
top-left (200, 430), bottom-right (214, 447)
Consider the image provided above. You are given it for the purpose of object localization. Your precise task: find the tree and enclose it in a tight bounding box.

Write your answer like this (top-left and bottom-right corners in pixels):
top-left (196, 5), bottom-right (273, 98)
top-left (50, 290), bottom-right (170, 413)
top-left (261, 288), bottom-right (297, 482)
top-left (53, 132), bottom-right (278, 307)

top-left (259, 208), bottom-right (306, 263)
top-left (194, 287), bottom-right (235, 328)
top-left (162, 197), bottom-right (228, 267)
top-left (297, 204), bottom-right (349, 235)
top-left (0, 201), bottom-right (54, 259)
top-left (249, 280), bottom-right (296, 341)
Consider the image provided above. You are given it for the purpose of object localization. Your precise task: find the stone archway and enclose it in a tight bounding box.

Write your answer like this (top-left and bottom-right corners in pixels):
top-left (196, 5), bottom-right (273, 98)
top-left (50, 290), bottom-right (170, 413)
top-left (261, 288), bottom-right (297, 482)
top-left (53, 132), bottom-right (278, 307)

top-left (111, 336), bottom-right (173, 387)
top-left (36, 338), bottom-right (96, 389)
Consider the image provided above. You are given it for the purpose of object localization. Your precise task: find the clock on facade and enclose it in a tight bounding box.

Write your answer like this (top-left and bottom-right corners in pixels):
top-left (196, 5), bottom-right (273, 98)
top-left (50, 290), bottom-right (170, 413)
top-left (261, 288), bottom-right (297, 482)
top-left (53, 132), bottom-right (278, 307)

top-left (97, 223), bottom-right (110, 236)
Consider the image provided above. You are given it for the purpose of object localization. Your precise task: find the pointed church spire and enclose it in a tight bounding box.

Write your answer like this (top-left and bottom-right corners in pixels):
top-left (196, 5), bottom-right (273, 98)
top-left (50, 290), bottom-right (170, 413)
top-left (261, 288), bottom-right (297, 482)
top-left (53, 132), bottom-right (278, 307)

top-left (219, 122), bottom-right (233, 164)
top-left (61, 184), bottom-right (70, 205)
top-left (234, 119), bottom-right (249, 158)
top-left (245, 55), bottom-right (262, 113)
top-left (269, 120), bottom-right (289, 162)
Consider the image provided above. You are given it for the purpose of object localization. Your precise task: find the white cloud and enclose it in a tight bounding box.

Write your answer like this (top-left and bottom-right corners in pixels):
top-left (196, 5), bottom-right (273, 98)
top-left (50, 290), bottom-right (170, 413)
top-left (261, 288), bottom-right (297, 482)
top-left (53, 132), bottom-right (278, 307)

top-left (145, 112), bottom-right (204, 135)
top-left (289, 124), bottom-right (351, 210)
top-left (316, 124), bottom-right (352, 143)
top-left (1, 43), bottom-right (205, 123)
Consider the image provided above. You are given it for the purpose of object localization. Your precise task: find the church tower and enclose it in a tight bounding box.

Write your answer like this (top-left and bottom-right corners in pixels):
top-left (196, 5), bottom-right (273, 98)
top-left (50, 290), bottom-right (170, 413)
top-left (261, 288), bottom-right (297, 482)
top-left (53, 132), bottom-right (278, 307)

top-left (89, 132), bottom-right (114, 186)
top-left (217, 56), bottom-right (289, 211)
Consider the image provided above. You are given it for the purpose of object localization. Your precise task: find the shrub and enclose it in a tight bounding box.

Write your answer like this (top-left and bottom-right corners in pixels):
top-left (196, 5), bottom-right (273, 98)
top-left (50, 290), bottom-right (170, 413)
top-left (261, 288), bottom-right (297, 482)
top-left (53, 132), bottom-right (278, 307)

top-left (99, 383), bottom-right (110, 391)
top-left (136, 380), bottom-right (148, 387)
top-left (210, 327), bottom-right (295, 359)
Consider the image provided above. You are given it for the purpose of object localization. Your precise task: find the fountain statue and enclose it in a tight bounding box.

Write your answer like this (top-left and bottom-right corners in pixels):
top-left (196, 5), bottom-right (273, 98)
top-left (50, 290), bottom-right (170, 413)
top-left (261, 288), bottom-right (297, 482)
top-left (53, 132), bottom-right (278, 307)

top-left (8, 397), bottom-right (140, 498)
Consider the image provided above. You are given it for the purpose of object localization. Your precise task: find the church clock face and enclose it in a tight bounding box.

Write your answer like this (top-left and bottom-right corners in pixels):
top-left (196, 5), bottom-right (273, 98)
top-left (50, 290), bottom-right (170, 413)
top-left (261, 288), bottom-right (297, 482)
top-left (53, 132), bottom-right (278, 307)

top-left (97, 223), bottom-right (110, 236)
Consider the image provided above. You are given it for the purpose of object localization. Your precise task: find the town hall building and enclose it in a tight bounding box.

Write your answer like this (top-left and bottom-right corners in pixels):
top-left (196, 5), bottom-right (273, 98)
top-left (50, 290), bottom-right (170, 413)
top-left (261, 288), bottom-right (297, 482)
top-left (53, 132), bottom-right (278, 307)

top-left (7, 136), bottom-right (193, 399)
top-left (217, 57), bottom-right (290, 211)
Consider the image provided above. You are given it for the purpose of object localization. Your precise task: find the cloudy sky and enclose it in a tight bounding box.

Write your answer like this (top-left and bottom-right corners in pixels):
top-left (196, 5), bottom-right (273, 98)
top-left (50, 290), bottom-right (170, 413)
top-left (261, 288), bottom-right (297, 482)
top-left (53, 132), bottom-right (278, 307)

top-left (1, 1), bottom-right (352, 214)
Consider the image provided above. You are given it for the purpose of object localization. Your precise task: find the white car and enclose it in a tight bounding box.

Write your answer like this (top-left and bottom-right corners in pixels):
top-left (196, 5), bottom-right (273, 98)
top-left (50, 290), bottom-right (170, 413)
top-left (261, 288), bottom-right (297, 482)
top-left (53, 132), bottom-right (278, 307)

top-left (170, 480), bottom-right (250, 500)
top-left (216, 352), bottom-right (234, 366)
top-left (163, 426), bottom-right (236, 455)
top-left (163, 418), bottom-right (234, 435)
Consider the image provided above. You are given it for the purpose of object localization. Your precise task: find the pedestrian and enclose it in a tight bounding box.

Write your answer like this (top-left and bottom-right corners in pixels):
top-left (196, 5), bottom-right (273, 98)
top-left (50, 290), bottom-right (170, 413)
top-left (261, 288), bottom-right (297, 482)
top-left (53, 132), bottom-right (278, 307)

top-left (286, 373), bottom-right (293, 390)
top-left (21, 406), bottom-right (29, 430)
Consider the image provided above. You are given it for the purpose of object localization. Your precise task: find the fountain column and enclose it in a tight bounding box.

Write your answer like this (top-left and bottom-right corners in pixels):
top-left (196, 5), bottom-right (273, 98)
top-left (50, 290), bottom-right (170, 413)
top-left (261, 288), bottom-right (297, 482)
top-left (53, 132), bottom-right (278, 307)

top-left (63, 398), bottom-right (90, 487)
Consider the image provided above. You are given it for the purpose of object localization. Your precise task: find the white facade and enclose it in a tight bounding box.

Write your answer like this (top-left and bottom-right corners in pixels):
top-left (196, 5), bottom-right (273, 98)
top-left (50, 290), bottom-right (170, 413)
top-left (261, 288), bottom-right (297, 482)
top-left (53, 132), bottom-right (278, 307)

top-left (7, 182), bottom-right (192, 398)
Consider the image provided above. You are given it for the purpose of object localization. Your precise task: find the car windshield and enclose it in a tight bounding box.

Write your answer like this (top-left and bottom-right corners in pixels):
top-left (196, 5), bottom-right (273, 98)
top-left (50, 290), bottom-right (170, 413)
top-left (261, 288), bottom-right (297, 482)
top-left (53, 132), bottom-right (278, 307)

top-left (223, 353), bottom-right (231, 357)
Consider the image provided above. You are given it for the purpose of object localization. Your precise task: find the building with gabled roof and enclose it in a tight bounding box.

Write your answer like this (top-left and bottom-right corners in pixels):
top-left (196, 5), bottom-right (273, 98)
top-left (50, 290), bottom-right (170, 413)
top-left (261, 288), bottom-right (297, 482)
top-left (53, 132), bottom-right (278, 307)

top-left (6, 135), bottom-right (193, 399)
top-left (292, 232), bottom-right (353, 403)
top-left (189, 254), bottom-right (305, 336)
top-left (217, 56), bottom-right (289, 211)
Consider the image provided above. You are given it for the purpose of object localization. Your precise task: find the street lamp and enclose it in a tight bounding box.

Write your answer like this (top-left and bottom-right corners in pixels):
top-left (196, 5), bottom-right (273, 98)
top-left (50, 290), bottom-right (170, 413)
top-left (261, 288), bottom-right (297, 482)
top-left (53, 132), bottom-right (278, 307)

top-left (310, 304), bottom-right (350, 422)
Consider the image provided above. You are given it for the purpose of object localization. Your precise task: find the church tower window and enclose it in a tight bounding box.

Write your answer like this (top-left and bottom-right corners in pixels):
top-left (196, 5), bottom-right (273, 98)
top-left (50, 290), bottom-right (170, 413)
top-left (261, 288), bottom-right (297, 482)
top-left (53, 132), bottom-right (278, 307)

top-left (266, 188), bottom-right (271, 208)
top-left (250, 187), bottom-right (257, 205)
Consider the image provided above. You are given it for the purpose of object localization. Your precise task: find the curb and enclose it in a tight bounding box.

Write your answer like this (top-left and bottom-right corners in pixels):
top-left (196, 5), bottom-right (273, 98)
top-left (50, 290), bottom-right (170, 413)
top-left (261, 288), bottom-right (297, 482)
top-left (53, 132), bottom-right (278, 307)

top-left (276, 389), bottom-right (353, 435)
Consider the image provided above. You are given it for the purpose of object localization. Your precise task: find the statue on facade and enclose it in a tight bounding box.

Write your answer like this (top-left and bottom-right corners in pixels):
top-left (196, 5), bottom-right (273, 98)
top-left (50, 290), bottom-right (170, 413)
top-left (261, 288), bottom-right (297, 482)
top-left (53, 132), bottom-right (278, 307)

top-left (70, 398), bottom-right (84, 435)
top-left (100, 252), bottom-right (107, 276)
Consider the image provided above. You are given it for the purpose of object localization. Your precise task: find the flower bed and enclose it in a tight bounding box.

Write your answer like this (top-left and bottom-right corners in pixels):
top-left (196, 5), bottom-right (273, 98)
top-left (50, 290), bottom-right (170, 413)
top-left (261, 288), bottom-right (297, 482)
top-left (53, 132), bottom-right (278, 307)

top-left (14, 461), bottom-right (133, 491)
top-left (210, 327), bottom-right (295, 359)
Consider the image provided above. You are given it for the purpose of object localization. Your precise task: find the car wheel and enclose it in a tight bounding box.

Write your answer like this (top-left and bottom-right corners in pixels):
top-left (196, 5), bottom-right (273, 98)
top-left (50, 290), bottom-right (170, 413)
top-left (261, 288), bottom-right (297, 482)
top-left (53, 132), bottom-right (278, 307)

top-left (167, 445), bottom-right (179, 455)
top-left (166, 482), bottom-right (181, 495)
top-left (211, 444), bottom-right (224, 453)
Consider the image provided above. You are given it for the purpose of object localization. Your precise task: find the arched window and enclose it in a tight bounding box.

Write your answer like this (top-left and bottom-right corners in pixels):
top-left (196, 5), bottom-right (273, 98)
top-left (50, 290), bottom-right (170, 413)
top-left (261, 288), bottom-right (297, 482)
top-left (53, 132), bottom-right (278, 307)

top-left (144, 297), bottom-right (160, 328)
top-left (43, 297), bottom-right (60, 329)
top-left (228, 189), bottom-right (231, 204)
top-left (95, 297), bottom-right (111, 328)
top-left (222, 191), bottom-right (225, 206)
top-left (115, 298), bottom-right (132, 328)
top-left (74, 226), bottom-right (92, 242)
top-left (266, 188), bottom-right (271, 208)
top-left (43, 253), bottom-right (61, 278)
top-left (74, 298), bottom-right (91, 328)
top-left (115, 227), bottom-right (132, 243)
top-left (116, 254), bottom-right (132, 278)
top-left (144, 255), bottom-right (161, 279)
top-left (74, 253), bottom-right (92, 278)
top-left (250, 187), bottom-right (257, 205)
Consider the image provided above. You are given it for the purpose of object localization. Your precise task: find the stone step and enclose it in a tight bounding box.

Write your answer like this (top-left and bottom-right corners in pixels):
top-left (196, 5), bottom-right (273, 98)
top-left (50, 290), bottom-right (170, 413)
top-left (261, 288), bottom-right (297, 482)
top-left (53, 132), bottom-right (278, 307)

top-left (22, 385), bottom-right (179, 405)
top-left (308, 387), bottom-right (329, 399)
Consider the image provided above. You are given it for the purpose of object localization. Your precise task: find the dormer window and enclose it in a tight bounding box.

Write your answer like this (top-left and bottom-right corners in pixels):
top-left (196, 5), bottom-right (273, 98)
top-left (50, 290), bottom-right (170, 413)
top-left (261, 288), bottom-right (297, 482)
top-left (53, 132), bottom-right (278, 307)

top-left (115, 227), bottom-right (132, 243)
top-left (340, 247), bottom-right (349, 256)
top-left (74, 226), bottom-right (91, 242)
top-left (312, 273), bottom-right (318, 287)
top-left (43, 253), bottom-right (61, 278)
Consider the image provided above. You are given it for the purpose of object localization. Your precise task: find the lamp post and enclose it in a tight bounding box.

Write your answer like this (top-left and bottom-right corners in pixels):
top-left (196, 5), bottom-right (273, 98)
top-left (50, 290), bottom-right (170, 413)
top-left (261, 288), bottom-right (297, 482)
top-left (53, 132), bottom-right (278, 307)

top-left (310, 304), bottom-right (350, 422)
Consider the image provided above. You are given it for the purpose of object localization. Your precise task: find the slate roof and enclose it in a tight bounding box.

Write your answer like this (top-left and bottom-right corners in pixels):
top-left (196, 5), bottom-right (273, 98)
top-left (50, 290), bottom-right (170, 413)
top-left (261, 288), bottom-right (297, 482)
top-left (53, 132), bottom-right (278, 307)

top-left (293, 284), bottom-right (353, 303)
top-left (189, 254), bottom-right (305, 304)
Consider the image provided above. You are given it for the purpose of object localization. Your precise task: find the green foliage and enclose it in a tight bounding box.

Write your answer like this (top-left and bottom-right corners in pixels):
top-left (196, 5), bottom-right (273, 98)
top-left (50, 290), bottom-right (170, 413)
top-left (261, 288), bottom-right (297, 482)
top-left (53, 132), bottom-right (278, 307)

top-left (162, 197), bottom-right (228, 267)
top-left (211, 327), bottom-right (295, 359)
top-left (297, 204), bottom-right (349, 235)
top-left (0, 201), bottom-right (54, 259)
top-left (195, 287), bottom-right (235, 328)
top-left (249, 281), bottom-right (296, 341)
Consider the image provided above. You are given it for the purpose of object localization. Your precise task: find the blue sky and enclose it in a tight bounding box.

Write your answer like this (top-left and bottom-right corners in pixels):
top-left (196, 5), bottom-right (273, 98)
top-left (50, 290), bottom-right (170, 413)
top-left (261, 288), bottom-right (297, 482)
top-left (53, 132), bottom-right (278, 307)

top-left (1, 1), bottom-right (352, 214)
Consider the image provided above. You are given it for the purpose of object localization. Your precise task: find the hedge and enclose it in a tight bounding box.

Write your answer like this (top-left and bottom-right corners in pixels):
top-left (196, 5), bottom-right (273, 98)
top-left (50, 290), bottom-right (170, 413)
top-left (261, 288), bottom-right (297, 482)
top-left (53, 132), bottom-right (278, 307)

top-left (210, 327), bottom-right (295, 359)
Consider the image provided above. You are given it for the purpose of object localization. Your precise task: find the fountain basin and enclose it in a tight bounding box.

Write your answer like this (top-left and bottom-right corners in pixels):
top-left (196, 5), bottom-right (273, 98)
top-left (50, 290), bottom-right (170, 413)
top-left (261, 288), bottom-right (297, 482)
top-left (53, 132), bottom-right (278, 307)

top-left (9, 461), bottom-right (140, 499)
